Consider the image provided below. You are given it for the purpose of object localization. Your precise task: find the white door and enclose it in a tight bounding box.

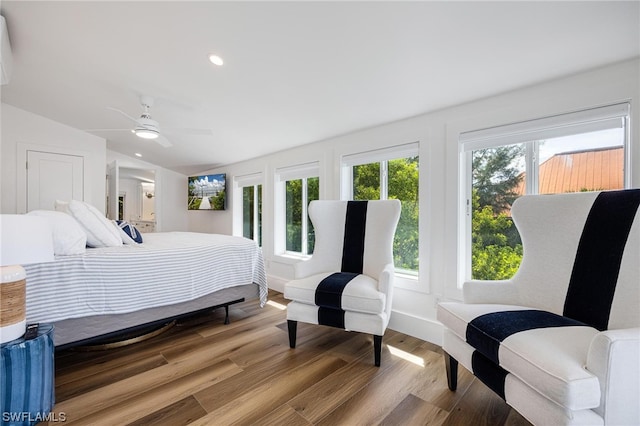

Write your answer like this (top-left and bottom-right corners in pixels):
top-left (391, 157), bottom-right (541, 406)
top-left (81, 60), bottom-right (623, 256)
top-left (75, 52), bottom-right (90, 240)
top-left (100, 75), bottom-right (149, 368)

top-left (106, 160), bottom-right (119, 220)
top-left (27, 150), bottom-right (84, 211)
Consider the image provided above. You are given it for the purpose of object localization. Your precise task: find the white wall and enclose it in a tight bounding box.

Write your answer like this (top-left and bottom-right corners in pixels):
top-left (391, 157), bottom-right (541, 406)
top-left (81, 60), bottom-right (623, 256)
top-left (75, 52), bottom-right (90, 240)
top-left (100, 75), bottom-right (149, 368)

top-left (140, 182), bottom-right (155, 221)
top-left (155, 167), bottom-right (189, 232)
top-left (190, 58), bottom-right (640, 345)
top-left (1, 103), bottom-right (107, 214)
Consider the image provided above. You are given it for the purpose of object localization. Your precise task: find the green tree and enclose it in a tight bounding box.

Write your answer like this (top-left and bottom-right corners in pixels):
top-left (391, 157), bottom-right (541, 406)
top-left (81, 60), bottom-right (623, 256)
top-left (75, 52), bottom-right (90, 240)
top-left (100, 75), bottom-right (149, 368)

top-left (211, 190), bottom-right (225, 210)
top-left (353, 163), bottom-right (381, 200)
top-left (389, 158), bottom-right (419, 271)
top-left (286, 180), bottom-right (302, 252)
top-left (471, 145), bottom-right (524, 280)
top-left (286, 178), bottom-right (318, 253)
top-left (353, 158), bottom-right (419, 271)
top-left (472, 145), bottom-right (524, 212)
top-left (471, 190), bottom-right (522, 280)
top-left (243, 186), bottom-right (255, 240)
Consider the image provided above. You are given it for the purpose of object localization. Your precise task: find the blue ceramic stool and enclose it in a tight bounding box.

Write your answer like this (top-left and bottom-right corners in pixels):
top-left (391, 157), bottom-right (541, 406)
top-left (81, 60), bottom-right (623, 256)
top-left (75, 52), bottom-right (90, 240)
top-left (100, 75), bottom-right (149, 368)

top-left (1, 324), bottom-right (55, 426)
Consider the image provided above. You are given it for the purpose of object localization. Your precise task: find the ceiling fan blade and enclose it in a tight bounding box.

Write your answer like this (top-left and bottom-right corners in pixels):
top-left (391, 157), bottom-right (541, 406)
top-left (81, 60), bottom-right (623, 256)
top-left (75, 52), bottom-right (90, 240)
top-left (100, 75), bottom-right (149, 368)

top-left (155, 135), bottom-right (173, 148)
top-left (107, 106), bottom-right (139, 124)
top-left (84, 128), bottom-right (131, 132)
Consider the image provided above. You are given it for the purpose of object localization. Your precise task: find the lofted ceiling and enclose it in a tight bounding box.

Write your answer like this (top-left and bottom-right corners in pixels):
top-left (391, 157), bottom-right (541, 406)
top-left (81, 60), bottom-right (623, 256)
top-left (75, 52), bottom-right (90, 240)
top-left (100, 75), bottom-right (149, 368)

top-left (1, 1), bottom-right (638, 176)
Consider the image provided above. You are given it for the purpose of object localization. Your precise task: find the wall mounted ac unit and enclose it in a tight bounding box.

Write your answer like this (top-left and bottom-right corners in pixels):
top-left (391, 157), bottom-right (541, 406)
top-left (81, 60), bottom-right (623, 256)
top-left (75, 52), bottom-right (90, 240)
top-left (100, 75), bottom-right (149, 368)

top-left (1, 15), bottom-right (13, 85)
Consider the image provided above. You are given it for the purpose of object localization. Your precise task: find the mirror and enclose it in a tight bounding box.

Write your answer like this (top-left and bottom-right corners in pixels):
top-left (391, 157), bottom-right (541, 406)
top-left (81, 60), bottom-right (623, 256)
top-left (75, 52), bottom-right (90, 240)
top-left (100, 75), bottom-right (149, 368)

top-left (119, 167), bottom-right (156, 232)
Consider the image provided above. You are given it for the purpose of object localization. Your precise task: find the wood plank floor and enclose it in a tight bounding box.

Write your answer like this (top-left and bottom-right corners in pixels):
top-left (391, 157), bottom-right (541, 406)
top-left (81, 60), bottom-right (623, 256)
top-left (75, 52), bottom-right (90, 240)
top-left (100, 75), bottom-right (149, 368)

top-left (47, 290), bottom-right (532, 426)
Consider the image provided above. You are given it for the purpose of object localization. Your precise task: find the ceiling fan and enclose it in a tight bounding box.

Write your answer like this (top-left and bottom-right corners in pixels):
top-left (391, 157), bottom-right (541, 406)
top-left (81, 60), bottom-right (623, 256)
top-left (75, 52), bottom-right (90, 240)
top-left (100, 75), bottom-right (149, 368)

top-left (87, 95), bottom-right (211, 148)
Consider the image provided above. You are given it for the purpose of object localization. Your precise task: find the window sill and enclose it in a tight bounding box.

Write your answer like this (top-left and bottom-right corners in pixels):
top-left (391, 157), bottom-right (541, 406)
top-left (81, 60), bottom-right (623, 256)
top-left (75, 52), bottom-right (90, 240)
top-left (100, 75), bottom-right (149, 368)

top-left (273, 252), bottom-right (312, 265)
top-left (274, 254), bottom-right (419, 282)
top-left (395, 272), bottom-right (419, 289)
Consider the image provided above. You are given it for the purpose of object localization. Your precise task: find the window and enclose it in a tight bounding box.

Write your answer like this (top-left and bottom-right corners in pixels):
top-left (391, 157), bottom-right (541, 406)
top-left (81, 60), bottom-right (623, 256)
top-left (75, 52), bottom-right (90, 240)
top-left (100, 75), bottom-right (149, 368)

top-left (234, 173), bottom-right (263, 246)
top-left (460, 103), bottom-right (630, 281)
top-left (242, 184), bottom-right (262, 245)
top-left (276, 162), bottom-right (320, 256)
top-left (285, 177), bottom-right (319, 254)
top-left (342, 142), bottom-right (419, 274)
top-left (118, 195), bottom-right (125, 221)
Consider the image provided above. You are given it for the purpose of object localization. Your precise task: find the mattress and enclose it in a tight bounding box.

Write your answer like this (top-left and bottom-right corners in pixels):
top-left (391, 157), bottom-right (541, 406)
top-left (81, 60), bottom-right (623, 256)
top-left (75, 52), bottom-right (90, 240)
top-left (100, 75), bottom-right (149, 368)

top-left (23, 232), bottom-right (267, 324)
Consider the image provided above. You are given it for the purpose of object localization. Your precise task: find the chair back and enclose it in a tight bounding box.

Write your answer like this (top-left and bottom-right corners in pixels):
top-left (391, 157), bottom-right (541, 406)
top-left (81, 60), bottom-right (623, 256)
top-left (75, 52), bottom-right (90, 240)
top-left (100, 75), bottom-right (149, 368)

top-left (308, 200), bottom-right (401, 279)
top-left (510, 189), bottom-right (640, 330)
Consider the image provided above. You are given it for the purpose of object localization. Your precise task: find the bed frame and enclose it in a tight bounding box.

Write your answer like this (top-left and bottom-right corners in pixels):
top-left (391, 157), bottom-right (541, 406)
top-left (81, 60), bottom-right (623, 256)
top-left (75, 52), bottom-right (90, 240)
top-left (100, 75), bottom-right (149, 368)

top-left (53, 283), bottom-right (260, 350)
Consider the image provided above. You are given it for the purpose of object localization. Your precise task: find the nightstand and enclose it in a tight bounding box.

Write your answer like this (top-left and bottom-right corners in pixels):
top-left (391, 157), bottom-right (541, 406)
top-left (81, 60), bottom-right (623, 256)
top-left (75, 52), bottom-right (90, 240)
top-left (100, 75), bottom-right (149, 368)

top-left (0, 324), bottom-right (55, 426)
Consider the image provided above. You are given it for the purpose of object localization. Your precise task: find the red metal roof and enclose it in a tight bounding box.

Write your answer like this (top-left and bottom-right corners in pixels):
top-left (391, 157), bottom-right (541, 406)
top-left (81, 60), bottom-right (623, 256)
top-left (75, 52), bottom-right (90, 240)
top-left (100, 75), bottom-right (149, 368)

top-left (516, 146), bottom-right (624, 195)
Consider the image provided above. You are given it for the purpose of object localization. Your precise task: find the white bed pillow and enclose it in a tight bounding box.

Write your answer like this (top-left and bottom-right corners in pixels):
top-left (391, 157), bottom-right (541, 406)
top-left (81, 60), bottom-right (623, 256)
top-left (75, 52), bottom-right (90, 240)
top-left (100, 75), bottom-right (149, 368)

top-left (67, 200), bottom-right (122, 247)
top-left (27, 210), bottom-right (87, 255)
top-left (54, 199), bottom-right (70, 213)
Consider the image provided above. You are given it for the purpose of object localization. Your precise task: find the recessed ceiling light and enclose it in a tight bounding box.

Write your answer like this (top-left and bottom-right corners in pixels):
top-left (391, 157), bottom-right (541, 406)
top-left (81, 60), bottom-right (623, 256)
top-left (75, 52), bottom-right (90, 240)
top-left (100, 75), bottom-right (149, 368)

top-left (135, 153), bottom-right (142, 157)
top-left (208, 54), bottom-right (224, 66)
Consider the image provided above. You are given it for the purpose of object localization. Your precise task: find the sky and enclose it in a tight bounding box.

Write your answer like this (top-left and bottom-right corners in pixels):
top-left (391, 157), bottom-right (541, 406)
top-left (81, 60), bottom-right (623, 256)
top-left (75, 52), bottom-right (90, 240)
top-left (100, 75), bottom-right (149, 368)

top-left (539, 127), bottom-right (623, 163)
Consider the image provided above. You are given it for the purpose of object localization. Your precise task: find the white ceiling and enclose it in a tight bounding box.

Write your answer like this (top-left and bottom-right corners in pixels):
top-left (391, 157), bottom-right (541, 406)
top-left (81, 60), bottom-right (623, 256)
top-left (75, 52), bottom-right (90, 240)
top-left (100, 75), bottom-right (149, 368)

top-left (1, 1), bottom-right (638, 175)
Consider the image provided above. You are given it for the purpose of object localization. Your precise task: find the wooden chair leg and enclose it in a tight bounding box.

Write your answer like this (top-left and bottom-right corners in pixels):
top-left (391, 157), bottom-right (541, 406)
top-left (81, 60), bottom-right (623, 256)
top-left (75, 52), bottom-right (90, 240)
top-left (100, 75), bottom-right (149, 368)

top-left (287, 320), bottom-right (297, 348)
top-left (444, 351), bottom-right (458, 391)
top-left (374, 335), bottom-right (382, 367)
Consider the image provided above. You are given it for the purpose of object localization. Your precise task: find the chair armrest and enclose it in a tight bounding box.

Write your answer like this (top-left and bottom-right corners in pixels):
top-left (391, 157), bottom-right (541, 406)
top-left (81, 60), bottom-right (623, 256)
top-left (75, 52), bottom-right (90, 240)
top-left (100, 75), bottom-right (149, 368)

top-left (378, 263), bottom-right (395, 316)
top-left (294, 257), bottom-right (315, 279)
top-left (586, 328), bottom-right (640, 425)
top-left (294, 256), bottom-right (333, 279)
top-left (378, 263), bottom-right (395, 296)
top-left (462, 280), bottom-right (519, 304)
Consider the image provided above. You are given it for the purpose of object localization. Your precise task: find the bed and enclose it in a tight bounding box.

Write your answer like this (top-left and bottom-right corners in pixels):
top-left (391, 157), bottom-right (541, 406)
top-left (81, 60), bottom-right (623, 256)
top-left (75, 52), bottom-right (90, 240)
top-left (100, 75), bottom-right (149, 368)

top-left (23, 231), bottom-right (268, 348)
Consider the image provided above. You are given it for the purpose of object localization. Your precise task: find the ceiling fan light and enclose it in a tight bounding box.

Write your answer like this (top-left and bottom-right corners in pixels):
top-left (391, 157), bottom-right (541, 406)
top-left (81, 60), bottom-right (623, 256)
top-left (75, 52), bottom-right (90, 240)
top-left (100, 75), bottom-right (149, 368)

top-left (135, 128), bottom-right (159, 139)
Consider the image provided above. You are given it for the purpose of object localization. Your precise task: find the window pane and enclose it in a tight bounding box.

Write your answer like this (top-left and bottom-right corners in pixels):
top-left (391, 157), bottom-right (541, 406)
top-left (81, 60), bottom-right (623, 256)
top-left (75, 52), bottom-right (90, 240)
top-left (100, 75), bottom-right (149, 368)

top-left (118, 196), bottom-right (124, 221)
top-left (242, 186), bottom-right (254, 240)
top-left (388, 157), bottom-right (419, 272)
top-left (466, 109), bottom-right (627, 282)
top-left (537, 128), bottom-right (624, 194)
top-left (286, 179), bottom-right (302, 252)
top-left (307, 177), bottom-right (319, 254)
top-left (471, 144), bottom-right (525, 280)
top-left (257, 184), bottom-right (263, 247)
top-left (353, 163), bottom-right (380, 200)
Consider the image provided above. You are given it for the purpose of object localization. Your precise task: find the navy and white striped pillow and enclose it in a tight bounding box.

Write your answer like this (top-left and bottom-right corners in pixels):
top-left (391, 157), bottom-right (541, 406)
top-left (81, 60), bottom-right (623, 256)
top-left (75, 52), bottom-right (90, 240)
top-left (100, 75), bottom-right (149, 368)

top-left (113, 220), bottom-right (143, 244)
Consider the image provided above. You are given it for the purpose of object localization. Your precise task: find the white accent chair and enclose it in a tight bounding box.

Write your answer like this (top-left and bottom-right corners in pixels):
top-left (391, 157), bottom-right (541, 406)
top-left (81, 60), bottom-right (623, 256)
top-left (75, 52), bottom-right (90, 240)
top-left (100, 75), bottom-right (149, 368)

top-left (284, 200), bottom-right (401, 366)
top-left (438, 190), bottom-right (640, 425)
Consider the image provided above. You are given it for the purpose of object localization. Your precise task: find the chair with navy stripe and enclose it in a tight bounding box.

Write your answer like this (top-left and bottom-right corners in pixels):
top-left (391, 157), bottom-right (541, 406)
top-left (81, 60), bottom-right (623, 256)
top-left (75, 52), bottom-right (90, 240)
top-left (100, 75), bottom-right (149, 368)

top-left (437, 189), bottom-right (640, 425)
top-left (284, 199), bottom-right (401, 366)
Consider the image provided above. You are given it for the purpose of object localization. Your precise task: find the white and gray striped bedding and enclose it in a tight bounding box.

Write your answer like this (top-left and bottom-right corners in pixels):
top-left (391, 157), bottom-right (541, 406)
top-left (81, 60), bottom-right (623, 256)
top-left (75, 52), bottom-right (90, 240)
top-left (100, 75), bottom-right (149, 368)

top-left (23, 232), bottom-right (267, 324)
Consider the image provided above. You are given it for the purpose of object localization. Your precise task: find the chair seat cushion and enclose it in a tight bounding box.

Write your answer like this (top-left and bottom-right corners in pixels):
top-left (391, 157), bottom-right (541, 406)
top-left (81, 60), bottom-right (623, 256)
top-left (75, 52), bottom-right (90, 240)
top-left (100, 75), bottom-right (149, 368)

top-left (284, 272), bottom-right (385, 314)
top-left (287, 301), bottom-right (388, 335)
top-left (438, 302), bottom-right (601, 410)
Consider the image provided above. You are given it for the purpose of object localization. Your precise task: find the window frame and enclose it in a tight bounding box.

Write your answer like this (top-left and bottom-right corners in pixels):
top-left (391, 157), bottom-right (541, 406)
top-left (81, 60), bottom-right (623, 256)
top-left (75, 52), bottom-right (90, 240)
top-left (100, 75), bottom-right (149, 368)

top-left (241, 184), bottom-right (262, 245)
top-left (233, 172), bottom-right (263, 246)
top-left (459, 102), bottom-right (631, 284)
top-left (275, 162), bottom-right (320, 258)
top-left (341, 142), bottom-right (420, 280)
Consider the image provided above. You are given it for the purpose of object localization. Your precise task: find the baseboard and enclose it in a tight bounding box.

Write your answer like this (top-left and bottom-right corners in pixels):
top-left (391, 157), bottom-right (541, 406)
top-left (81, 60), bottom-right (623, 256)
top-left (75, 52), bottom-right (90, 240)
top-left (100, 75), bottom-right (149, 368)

top-left (388, 309), bottom-right (443, 346)
top-left (266, 274), bottom-right (288, 293)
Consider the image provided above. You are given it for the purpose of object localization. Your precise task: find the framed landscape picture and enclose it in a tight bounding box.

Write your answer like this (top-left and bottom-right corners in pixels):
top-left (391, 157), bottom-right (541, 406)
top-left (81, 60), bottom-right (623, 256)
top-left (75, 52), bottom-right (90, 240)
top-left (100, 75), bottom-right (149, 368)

top-left (188, 173), bottom-right (226, 210)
